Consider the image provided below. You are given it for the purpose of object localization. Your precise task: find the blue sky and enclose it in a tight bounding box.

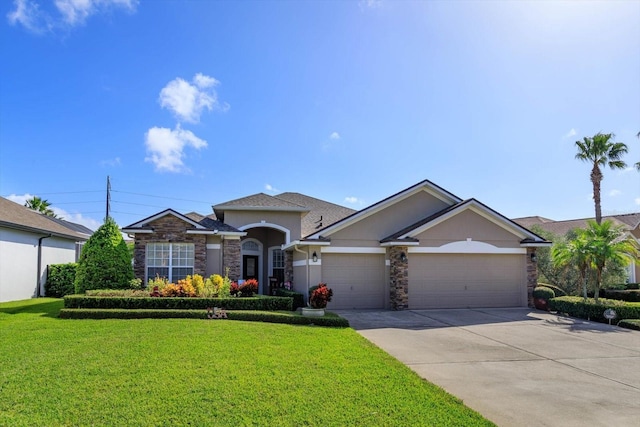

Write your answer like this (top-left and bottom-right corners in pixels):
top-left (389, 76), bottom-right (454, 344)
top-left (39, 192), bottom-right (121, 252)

top-left (1, 0), bottom-right (639, 231)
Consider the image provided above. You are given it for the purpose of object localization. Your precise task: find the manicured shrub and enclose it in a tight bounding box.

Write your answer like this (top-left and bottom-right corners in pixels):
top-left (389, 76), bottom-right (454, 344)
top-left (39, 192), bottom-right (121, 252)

top-left (86, 289), bottom-right (150, 297)
top-left (58, 308), bottom-right (349, 327)
top-left (239, 279), bottom-right (258, 297)
top-left (537, 283), bottom-right (567, 297)
top-left (274, 289), bottom-right (305, 310)
top-left (549, 296), bottom-right (640, 324)
top-left (602, 289), bottom-right (640, 303)
top-left (74, 217), bottom-right (134, 294)
top-left (626, 283), bottom-right (640, 290)
top-left (63, 295), bottom-right (293, 311)
top-left (618, 319), bottom-right (640, 331)
top-left (532, 287), bottom-right (555, 301)
top-left (45, 263), bottom-right (77, 297)
top-left (309, 283), bottom-right (333, 308)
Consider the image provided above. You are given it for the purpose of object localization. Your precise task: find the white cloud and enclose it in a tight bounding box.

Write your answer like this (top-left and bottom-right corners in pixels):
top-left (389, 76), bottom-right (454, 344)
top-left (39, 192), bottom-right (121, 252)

top-left (144, 125), bottom-right (207, 173)
top-left (6, 193), bottom-right (35, 206)
top-left (344, 196), bottom-right (364, 205)
top-left (620, 167), bottom-right (635, 174)
top-left (7, 0), bottom-right (137, 32)
top-left (563, 128), bottom-right (577, 139)
top-left (636, 198), bottom-right (640, 206)
top-left (159, 74), bottom-right (227, 123)
top-left (609, 189), bottom-right (622, 197)
top-left (265, 184), bottom-right (280, 193)
top-left (359, 0), bottom-right (383, 9)
top-left (330, 132), bottom-right (341, 140)
top-left (100, 156), bottom-right (121, 167)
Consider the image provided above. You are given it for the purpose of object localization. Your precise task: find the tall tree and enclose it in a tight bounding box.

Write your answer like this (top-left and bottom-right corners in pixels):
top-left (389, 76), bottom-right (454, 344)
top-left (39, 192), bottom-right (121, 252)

top-left (574, 132), bottom-right (628, 224)
top-left (24, 196), bottom-right (59, 218)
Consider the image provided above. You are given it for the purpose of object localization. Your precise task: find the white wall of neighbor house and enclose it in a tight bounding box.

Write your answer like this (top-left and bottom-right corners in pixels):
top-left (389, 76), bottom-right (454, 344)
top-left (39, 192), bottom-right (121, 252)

top-left (0, 228), bottom-right (77, 302)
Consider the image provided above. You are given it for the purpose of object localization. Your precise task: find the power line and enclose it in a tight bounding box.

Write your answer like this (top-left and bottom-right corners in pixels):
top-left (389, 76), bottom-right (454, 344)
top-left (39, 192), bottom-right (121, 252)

top-left (112, 190), bottom-right (212, 204)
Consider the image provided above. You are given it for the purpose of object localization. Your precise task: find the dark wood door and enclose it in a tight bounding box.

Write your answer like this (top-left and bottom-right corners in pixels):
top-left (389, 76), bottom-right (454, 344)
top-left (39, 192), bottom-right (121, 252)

top-left (243, 255), bottom-right (259, 280)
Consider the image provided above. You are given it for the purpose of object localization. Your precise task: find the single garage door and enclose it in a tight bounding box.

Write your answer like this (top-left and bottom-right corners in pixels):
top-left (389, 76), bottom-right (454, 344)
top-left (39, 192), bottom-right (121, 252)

top-left (408, 254), bottom-right (525, 309)
top-left (322, 253), bottom-right (386, 309)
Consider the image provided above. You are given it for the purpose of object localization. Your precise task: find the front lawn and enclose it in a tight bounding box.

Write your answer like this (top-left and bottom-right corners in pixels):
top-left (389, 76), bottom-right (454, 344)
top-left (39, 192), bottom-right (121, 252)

top-left (0, 299), bottom-right (493, 426)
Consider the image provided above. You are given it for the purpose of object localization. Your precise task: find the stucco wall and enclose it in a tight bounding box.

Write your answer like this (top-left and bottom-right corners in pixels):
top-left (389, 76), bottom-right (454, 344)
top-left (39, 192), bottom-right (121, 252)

top-left (328, 190), bottom-right (451, 244)
top-left (0, 228), bottom-right (77, 302)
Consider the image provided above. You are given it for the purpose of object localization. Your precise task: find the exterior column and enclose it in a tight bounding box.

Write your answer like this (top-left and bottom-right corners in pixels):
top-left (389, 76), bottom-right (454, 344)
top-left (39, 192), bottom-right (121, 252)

top-left (389, 246), bottom-right (409, 310)
top-left (526, 248), bottom-right (538, 308)
top-left (223, 239), bottom-right (241, 281)
top-left (284, 250), bottom-right (293, 284)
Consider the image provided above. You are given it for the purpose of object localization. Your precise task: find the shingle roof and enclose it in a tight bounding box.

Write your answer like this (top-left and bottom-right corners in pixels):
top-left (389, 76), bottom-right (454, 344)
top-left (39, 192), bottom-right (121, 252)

top-left (214, 193), bottom-right (307, 209)
top-left (275, 193), bottom-right (356, 237)
top-left (512, 213), bottom-right (640, 237)
top-left (0, 197), bottom-right (89, 241)
top-left (123, 209), bottom-right (242, 234)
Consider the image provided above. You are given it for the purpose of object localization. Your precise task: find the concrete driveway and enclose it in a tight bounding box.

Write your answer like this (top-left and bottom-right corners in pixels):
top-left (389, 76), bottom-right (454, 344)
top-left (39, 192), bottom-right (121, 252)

top-left (335, 308), bottom-right (640, 427)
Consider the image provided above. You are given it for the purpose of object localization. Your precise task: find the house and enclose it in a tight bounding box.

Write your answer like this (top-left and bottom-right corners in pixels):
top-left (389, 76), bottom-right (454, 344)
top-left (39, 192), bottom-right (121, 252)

top-left (0, 197), bottom-right (92, 302)
top-left (123, 179), bottom-right (550, 310)
top-left (514, 213), bottom-right (640, 283)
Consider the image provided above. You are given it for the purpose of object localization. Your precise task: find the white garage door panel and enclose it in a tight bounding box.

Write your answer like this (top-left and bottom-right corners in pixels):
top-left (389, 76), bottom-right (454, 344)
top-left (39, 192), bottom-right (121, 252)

top-left (322, 254), bottom-right (386, 309)
top-left (409, 254), bottom-right (525, 309)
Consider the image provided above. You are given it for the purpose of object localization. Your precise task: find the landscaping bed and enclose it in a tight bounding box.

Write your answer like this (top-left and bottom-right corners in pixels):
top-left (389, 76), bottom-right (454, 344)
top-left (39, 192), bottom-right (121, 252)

top-left (549, 296), bottom-right (640, 324)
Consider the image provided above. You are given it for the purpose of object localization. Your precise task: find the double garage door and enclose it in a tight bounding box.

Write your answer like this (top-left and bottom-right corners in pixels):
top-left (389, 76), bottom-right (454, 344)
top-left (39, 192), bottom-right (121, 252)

top-left (322, 253), bottom-right (386, 309)
top-left (408, 253), bottom-right (526, 309)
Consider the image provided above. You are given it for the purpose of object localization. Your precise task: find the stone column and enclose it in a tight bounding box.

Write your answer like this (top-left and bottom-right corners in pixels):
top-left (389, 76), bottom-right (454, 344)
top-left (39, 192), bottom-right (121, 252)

top-left (223, 239), bottom-right (241, 281)
top-left (526, 248), bottom-right (538, 308)
top-left (284, 250), bottom-right (293, 284)
top-left (389, 246), bottom-right (409, 310)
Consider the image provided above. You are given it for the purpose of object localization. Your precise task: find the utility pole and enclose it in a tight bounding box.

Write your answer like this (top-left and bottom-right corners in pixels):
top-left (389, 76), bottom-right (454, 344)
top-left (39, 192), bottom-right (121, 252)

top-left (106, 175), bottom-right (111, 221)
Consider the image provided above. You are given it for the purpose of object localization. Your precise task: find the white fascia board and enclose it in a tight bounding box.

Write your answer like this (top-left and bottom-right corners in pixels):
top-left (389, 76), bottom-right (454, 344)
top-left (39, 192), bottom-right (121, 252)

top-left (379, 241), bottom-right (420, 247)
top-left (520, 242), bottom-right (553, 247)
top-left (282, 240), bottom-right (331, 250)
top-left (121, 228), bottom-right (153, 234)
top-left (127, 210), bottom-right (208, 230)
top-left (186, 230), bottom-right (218, 235)
top-left (320, 247), bottom-right (387, 254)
top-left (306, 183), bottom-right (461, 239)
top-left (408, 240), bottom-right (526, 254)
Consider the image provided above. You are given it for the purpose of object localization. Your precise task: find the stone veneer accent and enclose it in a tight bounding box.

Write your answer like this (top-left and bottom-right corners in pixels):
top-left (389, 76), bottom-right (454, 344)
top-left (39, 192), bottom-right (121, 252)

top-left (284, 250), bottom-right (293, 284)
top-left (133, 216), bottom-right (206, 281)
top-left (222, 239), bottom-right (241, 281)
top-left (526, 247), bottom-right (538, 307)
top-left (389, 246), bottom-right (409, 310)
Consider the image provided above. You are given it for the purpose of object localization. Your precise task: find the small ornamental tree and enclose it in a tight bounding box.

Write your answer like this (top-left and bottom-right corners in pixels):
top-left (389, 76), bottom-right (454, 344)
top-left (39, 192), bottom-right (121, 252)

top-left (74, 217), bottom-right (134, 293)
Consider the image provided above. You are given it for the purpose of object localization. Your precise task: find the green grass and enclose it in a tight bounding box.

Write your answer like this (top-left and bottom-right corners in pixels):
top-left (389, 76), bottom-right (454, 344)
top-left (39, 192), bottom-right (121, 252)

top-left (0, 299), bottom-right (493, 426)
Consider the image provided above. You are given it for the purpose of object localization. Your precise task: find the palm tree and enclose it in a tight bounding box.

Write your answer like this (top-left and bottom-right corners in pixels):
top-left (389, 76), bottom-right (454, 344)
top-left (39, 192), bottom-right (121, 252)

top-left (583, 220), bottom-right (639, 304)
top-left (24, 196), bottom-right (58, 218)
top-left (575, 132), bottom-right (628, 224)
top-left (552, 229), bottom-right (592, 300)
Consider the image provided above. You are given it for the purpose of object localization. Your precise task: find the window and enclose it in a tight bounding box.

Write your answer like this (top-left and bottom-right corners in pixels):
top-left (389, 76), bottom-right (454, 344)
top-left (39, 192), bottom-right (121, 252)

top-left (271, 248), bottom-right (284, 284)
top-left (147, 243), bottom-right (194, 282)
top-left (242, 240), bottom-right (259, 251)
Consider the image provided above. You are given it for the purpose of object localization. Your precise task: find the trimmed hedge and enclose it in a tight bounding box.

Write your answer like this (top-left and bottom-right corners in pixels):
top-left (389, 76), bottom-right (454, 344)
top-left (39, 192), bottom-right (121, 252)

top-left (602, 289), bottom-right (640, 303)
top-left (64, 295), bottom-right (293, 311)
top-left (549, 296), bottom-right (640, 323)
top-left (618, 319), bottom-right (640, 331)
top-left (58, 308), bottom-right (349, 327)
top-left (532, 287), bottom-right (555, 300)
top-left (537, 283), bottom-right (567, 297)
top-left (45, 263), bottom-right (77, 298)
top-left (273, 289), bottom-right (305, 310)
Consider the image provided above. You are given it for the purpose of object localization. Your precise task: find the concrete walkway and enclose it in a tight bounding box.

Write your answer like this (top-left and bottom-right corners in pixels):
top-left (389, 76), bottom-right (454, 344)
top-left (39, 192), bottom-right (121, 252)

top-left (336, 308), bottom-right (640, 427)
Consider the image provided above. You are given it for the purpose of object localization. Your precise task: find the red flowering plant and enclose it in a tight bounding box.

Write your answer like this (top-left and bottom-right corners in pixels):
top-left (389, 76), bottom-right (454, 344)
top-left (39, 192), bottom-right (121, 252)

top-left (309, 283), bottom-right (333, 309)
top-left (230, 282), bottom-right (240, 297)
top-left (239, 279), bottom-right (258, 297)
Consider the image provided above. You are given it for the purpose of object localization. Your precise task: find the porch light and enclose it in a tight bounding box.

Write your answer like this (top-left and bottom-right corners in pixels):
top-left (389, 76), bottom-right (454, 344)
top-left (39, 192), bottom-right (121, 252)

top-left (400, 252), bottom-right (407, 263)
top-left (312, 251), bottom-right (318, 262)
top-left (530, 253), bottom-right (537, 263)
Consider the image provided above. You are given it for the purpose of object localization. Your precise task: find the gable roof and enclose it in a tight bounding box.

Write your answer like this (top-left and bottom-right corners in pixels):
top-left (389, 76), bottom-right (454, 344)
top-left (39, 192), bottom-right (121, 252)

top-left (305, 179), bottom-right (463, 240)
top-left (122, 209), bottom-right (242, 235)
top-left (513, 212), bottom-right (640, 237)
top-left (0, 197), bottom-right (90, 241)
top-left (381, 199), bottom-right (550, 246)
top-left (275, 192), bottom-right (356, 237)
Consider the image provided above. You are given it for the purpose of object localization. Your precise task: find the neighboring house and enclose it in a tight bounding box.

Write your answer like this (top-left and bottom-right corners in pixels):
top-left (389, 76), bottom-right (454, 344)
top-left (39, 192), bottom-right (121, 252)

top-left (123, 180), bottom-right (550, 310)
top-left (0, 197), bottom-right (92, 302)
top-left (514, 213), bottom-right (640, 283)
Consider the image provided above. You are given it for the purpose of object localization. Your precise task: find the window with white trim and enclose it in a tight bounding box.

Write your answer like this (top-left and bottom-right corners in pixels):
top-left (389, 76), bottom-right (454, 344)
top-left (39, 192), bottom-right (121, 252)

top-left (271, 248), bottom-right (284, 284)
top-left (147, 243), bottom-right (194, 282)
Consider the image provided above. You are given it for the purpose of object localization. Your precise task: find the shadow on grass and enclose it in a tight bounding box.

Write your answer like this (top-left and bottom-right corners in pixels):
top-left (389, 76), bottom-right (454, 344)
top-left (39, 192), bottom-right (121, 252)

top-left (0, 298), bottom-right (63, 318)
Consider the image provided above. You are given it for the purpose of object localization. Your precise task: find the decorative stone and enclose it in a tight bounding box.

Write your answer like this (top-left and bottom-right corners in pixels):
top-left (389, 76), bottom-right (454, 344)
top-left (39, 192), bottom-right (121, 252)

top-left (526, 248), bottom-right (538, 308)
top-left (389, 246), bottom-right (409, 310)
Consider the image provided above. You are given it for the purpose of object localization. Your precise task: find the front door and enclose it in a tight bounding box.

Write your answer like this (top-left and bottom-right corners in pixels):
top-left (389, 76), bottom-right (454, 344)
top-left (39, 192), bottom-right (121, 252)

top-left (243, 255), bottom-right (259, 280)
